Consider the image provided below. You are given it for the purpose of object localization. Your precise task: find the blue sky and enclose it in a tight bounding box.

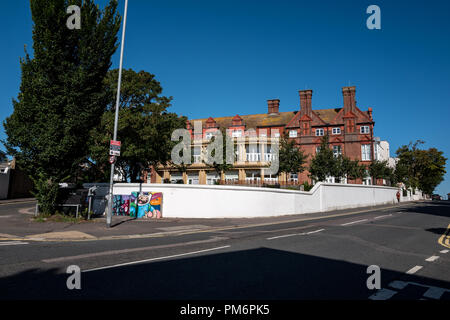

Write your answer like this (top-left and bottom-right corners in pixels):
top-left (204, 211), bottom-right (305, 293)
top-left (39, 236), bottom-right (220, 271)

top-left (1, 0), bottom-right (449, 196)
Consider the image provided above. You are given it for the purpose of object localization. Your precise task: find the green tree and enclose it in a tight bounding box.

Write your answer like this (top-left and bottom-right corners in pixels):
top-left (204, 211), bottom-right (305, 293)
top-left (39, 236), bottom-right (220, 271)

top-left (3, 0), bottom-right (121, 213)
top-left (395, 141), bottom-right (446, 194)
top-left (308, 135), bottom-right (338, 182)
top-left (369, 160), bottom-right (392, 185)
top-left (335, 156), bottom-right (367, 183)
top-left (87, 69), bottom-right (187, 182)
top-left (0, 150), bottom-right (7, 163)
top-left (203, 128), bottom-right (234, 183)
top-left (278, 134), bottom-right (307, 180)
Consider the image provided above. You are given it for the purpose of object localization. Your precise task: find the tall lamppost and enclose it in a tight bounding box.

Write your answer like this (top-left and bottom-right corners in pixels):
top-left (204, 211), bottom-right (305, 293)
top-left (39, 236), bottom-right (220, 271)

top-left (107, 0), bottom-right (129, 228)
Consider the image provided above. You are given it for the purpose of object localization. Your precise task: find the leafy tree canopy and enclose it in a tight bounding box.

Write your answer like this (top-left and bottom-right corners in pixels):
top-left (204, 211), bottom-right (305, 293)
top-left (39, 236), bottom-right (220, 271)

top-left (395, 140), bottom-right (446, 194)
top-left (278, 134), bottom-right (307, 175)
top-left (3, 0), bottom-right (121, 213)
top-left (87, 68), bottom-right (187, 182)
top-left (308, 135), bottom-right (337, 182)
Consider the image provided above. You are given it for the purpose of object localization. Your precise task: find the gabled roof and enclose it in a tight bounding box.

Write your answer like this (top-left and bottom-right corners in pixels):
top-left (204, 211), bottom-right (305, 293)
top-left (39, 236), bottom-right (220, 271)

top-left (190, 107), bottom-right (372, 130)
top-left (191, 111), bottom-right (297, 129)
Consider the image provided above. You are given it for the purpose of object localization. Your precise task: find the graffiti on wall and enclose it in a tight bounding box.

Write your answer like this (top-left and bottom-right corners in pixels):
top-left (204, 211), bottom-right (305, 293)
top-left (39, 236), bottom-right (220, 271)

top-left (113, 191), bottom-right (162, 218)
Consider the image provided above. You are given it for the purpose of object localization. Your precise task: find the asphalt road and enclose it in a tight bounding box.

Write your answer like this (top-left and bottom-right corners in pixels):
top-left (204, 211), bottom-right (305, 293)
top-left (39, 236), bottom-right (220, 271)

top-left (0, 201), bottom-right (449, 300)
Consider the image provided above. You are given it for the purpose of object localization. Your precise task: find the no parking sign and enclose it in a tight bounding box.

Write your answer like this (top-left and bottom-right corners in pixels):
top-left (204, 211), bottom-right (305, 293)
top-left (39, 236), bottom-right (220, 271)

top-left (109, 140), bottom-right (121, 156)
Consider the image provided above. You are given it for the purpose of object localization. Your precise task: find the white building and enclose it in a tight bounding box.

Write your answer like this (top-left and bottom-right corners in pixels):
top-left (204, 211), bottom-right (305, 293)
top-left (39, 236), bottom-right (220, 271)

top-left (374, 137), bottom-right (398, 168)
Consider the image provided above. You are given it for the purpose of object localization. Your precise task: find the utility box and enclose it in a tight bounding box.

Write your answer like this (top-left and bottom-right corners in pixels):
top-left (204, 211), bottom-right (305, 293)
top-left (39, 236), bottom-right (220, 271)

top-left (58, 187), bottom-right (89, 215)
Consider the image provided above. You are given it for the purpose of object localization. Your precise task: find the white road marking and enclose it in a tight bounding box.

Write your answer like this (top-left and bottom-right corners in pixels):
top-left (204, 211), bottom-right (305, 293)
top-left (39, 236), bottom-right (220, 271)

top-left (406, 266), bottom-right (423, 274)
top-left (266, 234), bottom-right (299, 240)
top-left (306, 229), bottom-right (325, 235)
top-left (389, 280), bottom-right (408, 290)
top-left (83, 245), bottom-right (231, 273)
top-left (43, 236), bottom-right (227, 263)
top-left (425, 255), bottom-right (439, 262)
top-left (267, 229), bottom-right (325, 240)
top-left (0, 241), bottom-right (29, 246)
top-left (340, 219), bottom-right (368, 226)
top-left (374, 214), bottom-right (392, 220)
top-left (423, 287), bottom-right (448, 300)
top-left (368, 288), bottom-right (397, 300)
top-left (439, 249), bottom-right (449, 254)
top-left (388, 280), bottom-right (450, 300)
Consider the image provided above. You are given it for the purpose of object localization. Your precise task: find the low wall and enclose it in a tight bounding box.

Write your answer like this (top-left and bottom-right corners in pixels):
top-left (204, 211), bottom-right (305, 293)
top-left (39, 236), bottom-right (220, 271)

top-left (106, 182), bottom-right (408, 218)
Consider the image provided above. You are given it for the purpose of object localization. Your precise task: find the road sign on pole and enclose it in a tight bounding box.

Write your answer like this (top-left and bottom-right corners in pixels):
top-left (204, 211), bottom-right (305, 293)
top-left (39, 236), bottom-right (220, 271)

top-left (109, 155), bottom-right (116, 164)
top-left (110, 140), bottom-right (121, 156)
top-left (107, 0), bottom-right (129, 228)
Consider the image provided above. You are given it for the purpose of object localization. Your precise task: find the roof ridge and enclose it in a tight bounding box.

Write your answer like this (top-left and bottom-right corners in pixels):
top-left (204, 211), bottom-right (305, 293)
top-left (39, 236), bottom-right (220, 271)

top-left (191, 107), bottom-right (343, 121)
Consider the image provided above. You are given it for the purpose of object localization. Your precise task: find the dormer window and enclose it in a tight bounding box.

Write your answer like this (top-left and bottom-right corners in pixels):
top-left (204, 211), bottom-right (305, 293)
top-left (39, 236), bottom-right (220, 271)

top-left (232, 114), bottom-right (243, 127)
top-left (205, 117), bottom-right (218, 129)
top-left (360, 126), bottom-right (370, 134)
top-left (315, 128), bottom-right (324, 136)
top-left (289, 130), bottom-right (297, 138)
top-left (332, 127), bottom-right (341, 135)
top-left (232, 130), bottom-right (242, 138)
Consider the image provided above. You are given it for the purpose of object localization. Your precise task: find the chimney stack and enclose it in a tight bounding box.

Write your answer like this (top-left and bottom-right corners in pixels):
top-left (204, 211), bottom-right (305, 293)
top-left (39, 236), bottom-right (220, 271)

top-left (342, 86), bottom-right (356, 112)
top-left (267, 99), bottom-right (280, 114)
top-left (299, 89), bottom-right (313, 115)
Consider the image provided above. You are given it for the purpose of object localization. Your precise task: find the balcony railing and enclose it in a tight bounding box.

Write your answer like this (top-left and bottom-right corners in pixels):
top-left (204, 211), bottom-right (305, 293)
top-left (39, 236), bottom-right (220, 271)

top-left (246, 153), bottom-right (261, 162)
top-left (193, 155), bottom-right (202, 163)
top-left (246, 153), bottom-right (277, 162)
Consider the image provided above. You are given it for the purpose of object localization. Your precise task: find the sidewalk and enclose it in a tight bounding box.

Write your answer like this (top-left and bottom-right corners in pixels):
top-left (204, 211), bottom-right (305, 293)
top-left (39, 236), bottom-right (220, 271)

top-left (0, 199), bottom-right (423, 242)
top-left (0, 197), bottom-right (35, 205)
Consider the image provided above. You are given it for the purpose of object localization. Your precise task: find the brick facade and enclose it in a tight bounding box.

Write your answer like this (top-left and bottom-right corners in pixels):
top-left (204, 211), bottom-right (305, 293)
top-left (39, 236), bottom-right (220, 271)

top-left (151, 86), bottom-right (375, 185)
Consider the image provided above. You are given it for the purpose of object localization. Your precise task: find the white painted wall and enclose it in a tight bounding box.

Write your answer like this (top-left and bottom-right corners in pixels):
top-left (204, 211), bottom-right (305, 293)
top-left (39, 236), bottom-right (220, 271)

top-left (105, 182), bottom-right (419, 218)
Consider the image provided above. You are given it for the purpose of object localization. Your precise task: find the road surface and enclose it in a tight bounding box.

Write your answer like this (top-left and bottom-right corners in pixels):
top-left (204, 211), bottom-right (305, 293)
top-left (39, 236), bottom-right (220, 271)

top-left (0, 200), bottom-right (449, 300)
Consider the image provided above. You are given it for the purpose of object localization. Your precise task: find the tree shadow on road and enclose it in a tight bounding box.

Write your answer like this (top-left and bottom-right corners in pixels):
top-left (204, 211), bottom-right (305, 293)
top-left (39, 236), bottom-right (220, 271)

top-left (1, 247), bottom-right (449, 300)
top-left (399, 201), bottom-right (450, 219)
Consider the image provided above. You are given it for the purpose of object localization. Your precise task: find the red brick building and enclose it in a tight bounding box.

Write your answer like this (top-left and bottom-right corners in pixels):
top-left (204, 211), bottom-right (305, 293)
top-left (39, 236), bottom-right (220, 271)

top-left (152, 86), bottom-right (375, 185)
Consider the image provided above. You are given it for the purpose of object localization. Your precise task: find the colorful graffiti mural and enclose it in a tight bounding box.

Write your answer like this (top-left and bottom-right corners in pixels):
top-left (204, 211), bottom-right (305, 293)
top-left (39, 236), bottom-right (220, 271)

top-left (113, 192), bottom-right (162, 218)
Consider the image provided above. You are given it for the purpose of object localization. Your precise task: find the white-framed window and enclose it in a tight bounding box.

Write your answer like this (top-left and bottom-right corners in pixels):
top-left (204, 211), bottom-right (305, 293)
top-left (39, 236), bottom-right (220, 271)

top-left (360, 126), bottom-right (370, 134)
top-left (205, 132), bottom-right (214, 140)
top-left (315, 128), bottom-right (324, 136)
top-left (289, 173), bottom-right (298, 183)
top-left (333, 145), bottom-right (342, 158)
top-left (289, 130), bottom-right (297, 138)
top-left (192, 146), bottom-right (202, 163)
top-left (273, 131), bottom-right (280, 138)
top-left (316, 146), bottom-right (321, 154)
top-left (264, 174), bottom-right (278, 182)
top-left (361, 144), bottom-right (371, 161)
top-left (332, 127), bottom-right (341, 135)
top-left (232, 130), bottom-right (242, 138)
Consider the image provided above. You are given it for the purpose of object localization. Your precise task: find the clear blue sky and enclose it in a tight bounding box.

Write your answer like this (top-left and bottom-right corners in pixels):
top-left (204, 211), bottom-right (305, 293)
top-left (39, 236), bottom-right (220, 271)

top-left (1, 0), bottom-right (449, 196)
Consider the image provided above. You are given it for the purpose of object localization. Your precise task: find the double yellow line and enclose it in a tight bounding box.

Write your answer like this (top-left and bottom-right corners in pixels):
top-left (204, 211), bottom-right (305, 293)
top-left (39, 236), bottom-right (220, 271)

top-left (438, 224), bottom-right (450, 249)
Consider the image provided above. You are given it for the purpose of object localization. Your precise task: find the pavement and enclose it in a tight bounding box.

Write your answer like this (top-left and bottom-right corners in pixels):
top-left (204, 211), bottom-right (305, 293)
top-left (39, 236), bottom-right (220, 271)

top-left (0, 197), bottom-right (427, 242)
